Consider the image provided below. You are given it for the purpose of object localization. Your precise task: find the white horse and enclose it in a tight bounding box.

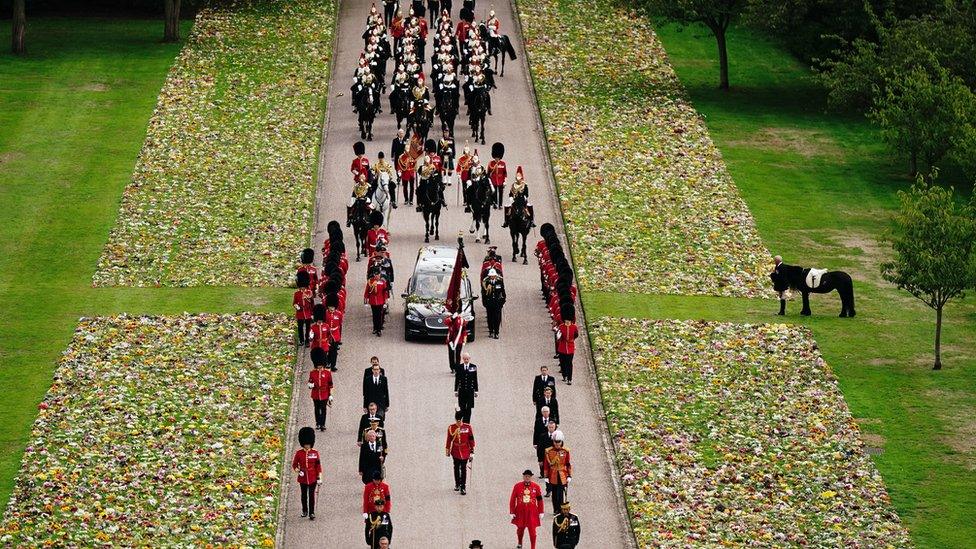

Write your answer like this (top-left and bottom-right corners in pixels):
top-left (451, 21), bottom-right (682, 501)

top-left (372, 170), bottom-right (394, 222)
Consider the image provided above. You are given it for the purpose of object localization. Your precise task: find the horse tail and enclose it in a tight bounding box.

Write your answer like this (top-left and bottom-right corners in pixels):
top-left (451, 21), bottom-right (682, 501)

top-left (505, 38), bottom-right (517, 60)
top-left (836, 271), bottom-right (855, 313)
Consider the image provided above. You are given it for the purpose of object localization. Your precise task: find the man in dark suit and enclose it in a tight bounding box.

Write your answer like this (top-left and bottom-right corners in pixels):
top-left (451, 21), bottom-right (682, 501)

top-left (535, 386), bottom-right (559, 425)
top-left (363, 358), bottom-right (390, 416)
top-left (359, 430), bottom-right (385, 484)
top-left (534, 418), bottom-right (557, 493)
top-left (358, 402), bottom-right (385, 446)
top-left (532, 365), bottom-right (557, 405)
top-left (454, 352), bottom-right (479, 422)
top-left (391, 128), bottom-right (407, 169)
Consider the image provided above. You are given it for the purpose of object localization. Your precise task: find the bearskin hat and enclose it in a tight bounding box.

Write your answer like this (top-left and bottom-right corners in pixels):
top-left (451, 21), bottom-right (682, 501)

top-left (327, 220), bottom-right (342, 237)
top-left (377, 151), bottom-right (385, 159)
top-left (310, 347), bottom-right (328, 367)
top-left (301, 247), bottom-right (315, 265)
top-left (322, 279), bottom-right (339, 296)
top-left (331, 240), bottom-right (346, 254)
top-left (313, 303), bottom-right (326, 322)
top-left (298, 426), bottom-right (316, 447)
top-left (325, 292), bottom-right (339, 308)
top-left (560, 304), bottom-right (576, 322)
top-left (491, 141), bottom-right (504, 159)
top-left (296, 270), bottom-right (311, 288)
top-left (425, 138), bottom-right (437, 153)
top-left (354, 141), bottom-right (366, 155)
top-left (370, 210), bottom-right (384, 227)
top-left (540, 222), bottom-right (555, 237)
top-left (559, 266), bottom-right (574, 283)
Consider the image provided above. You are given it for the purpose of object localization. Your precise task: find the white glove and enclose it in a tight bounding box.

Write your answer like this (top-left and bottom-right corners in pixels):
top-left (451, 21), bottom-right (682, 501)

top-left (307, 382), bottom-right (314, 389)
top-left (363, 513), bottom-right (368, 519)
top-left (510, 513), bottom-right (516, 520)
top-left (317, 479), bottom-right (322, 485)
top-left (328, 395), bottom-right (334, 403)
top-left (567, 477), bottom-right (572, 484)
top-left (449, 342), bottom-right (456, 351)
top-left (454, 391), bottom-right (458, 397)
top-left (539, 513), bottom-right (544, 521)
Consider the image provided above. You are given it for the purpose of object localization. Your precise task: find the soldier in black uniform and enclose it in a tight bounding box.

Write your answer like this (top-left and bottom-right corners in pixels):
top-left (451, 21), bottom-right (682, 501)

top-left (481, 267), bottom-right (506, 338)
top-left (454, 352), bottom-right (479, 422)
top-left (552, 501), bottom-right (581, 548)
top-left (364, 499), bottom-right (393, 548)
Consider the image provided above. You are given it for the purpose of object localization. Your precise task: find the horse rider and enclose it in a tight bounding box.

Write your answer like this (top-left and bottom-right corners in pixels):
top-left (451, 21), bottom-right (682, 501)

top-left (351, 141), bottom-right (372, 184)
top-left (439, 129), bottom-right (456, 176)
top-left (348, 176), bottom-right (373, 227)
top-left (503, 166), bottom-right (535, 228)
top-left (485, 9), bottom-right (500, 37)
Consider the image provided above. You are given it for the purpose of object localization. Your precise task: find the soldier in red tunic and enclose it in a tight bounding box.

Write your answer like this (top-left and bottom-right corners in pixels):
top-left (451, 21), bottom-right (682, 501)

top-left (293, 271), bottom-right (314, 347)
top-left (364, 270), bottom-right (391, 336)
top-left (445, 311), bottom-right (468, 373)
top-left (487, 141), bottom-right (507, 209)
top-left (366, 211), bottom-right (390, 257)
top-left (544, 430), bottom-right (573, 514)
top-left (308, 347), bottom-right (334, 431)
top-left (445, 410), bottom-right (475, 494)
top-left (297, 248), bottom-right (319, 292)
top-left (308, 304), bottom-right (331, 355)
top-left (556, 312), bottom-right (580, 385)
top-left (292, 427), bottom-right (322, 520)
top-left (509, 469), bottom-right (545, 549)
top-left (397, 149), bottom-right (417, 205)
top-left (351, 141), bottom-right (371, 183)
top-left (362, 472), bottom-right (392, 516)
top-left (324, 293), bottom-right (344, 371)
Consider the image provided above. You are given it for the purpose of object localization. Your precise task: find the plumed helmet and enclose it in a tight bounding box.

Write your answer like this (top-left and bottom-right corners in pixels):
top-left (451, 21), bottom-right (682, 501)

top-left (301, 247), bottom-right (315, 264)
top-left (325, 292), bottom-right (339, 308)
top-left (296, 270), bottom-right (311, 288)
top-left (552, 430), bottom-right (565, 442)
top-left (487, 268), bottom-right (498, 277)
top-left (298, 426), bottom-right (316, 447)
top-left (310, 347), bottom-right (327, 366)
top-left (370, 210), bottom-right (384, 227)
top-left (354, 141), bottom-right (366, 155)
top-left (491, 142), bottom-right (504, 159)
top-left (515, 165), bottom-right (524, 180)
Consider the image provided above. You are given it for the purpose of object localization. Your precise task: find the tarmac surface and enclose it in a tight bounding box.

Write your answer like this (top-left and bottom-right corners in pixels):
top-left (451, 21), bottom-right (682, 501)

top-left (277, 0), bottom-right (634, 546)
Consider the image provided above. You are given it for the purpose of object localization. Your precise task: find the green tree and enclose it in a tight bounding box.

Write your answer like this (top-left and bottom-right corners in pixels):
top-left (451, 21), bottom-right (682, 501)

top-left (869, 67), bottom-right (975, 176)
top-left (638, 0), bottom-right (745, 90)
top-left (11, 0), bottom-right (26, 54)
top-left (881, 180), bottom-right (976, 370)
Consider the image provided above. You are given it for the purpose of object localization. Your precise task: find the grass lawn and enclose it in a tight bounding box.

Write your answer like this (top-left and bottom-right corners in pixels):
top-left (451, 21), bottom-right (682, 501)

top-left (0, 18), bottom-right (289, 512)
top-left (582, 23), bottom-right (976, 547)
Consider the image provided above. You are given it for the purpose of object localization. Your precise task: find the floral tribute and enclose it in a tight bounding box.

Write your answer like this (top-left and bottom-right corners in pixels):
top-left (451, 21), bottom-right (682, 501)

top-left (94, 0), bottom-right (335, 287)
top-left (518, 0), bottom-right (771, 297)
top-left (590, 318), bottom-right (911, 547)
top-left (0, 314), bottom-right (292, 546)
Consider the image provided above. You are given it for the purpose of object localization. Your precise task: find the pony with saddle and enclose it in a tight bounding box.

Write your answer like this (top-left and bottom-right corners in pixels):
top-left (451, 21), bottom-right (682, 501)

top-left (770, 262), bottom-right (856, 317)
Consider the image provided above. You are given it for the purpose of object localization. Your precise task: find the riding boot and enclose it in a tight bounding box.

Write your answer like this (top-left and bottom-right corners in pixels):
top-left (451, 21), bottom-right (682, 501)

top-left (502, 206), bottom-right (510, 228)
top-left (528, 204), bottom-right (536, 227)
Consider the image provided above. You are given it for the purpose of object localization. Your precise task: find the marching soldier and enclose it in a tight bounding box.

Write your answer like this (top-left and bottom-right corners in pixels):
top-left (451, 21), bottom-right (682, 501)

top-left (362, 472), bottom-right (392, 515)
top-left (439, 128), bottom-right (456, 173)
top-left (556, 314), bottom-right (580, 385)
top-left (445, 410), bottom-right (476, 494)
top-left (364, 499), bottom-right (393, 548)
top-left (359, 430), bottom-right (385, 484)
top-left (544, 431), bottom-right (572, 513)
top-left (456, 143), bottom-right (474, 210)
top-left (298, 248), bottom-right (319, 291)
top-left (308, 304), bottom-right (331, 355)
top-left (358, 402), bottom-right (384, 446)
top-left (364, 270), bottom-right (391, 336)
top-left (487, 142), bottom-right (507, 209)
top-left (351, 141), bottom-right (372, 183)
top-left (454, 352), bottom-right (479, 422)
top-left (446, 311), bottom-right (468, 373)
top-left (552, 502), bottom-right (581, 549)
top-left (293, 271), bottom-right (314, 347)
top-left (324, 293), bottom-right (344, 371)
top-left (532, 365), bottom-right (557, 405)
top-left (509, 469), bottom-right (545, 549)
top-left (308, 347), bottom-right (334, 431)
top-left (397, 147), bottom-right (417, 205)
top-left (481, 268), bottom-right (505, 339)
top-left (292, 427), bottom-right (322, 520)
top-left (366, 211), bottom-right (390, 257)
top-left (480, 245), bottom-right (503, 279)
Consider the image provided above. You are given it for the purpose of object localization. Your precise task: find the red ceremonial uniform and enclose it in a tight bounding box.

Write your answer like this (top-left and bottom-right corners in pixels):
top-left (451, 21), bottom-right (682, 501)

top-left (391, 17), bottom-right (404, 39)
top-left (362, 481), bottom-right (392, 513)
top-left (446, 315), bottom-right (468, 347)
top-left (292, 448), bottom-right (322, 485)
top-left (446, 422), bottom-right (475, 459)
top-left (298, 264), bottom-right (319, 292)
top-left (481, 258), bottom-right (503, 280)
top-left (293, 288), bottom-right (313, 320)
top-left (487, 159), bottom-right (507, 187)
top-left (456, 153), bottom-right (473, 183)
top-left (366, 227), bottom-right (390, 256)
top-left (309, 321), bottom-right (331, 352)
top-left (308, 368), bottom-right (334, 401)
top-left (325, 308), bottom-right (344, 343)
top-left (398, 152), bottom-right (416, 183)
top-left (425, 153), bottom-right (442, 173)
top-left (364, 278), bottom-right (390, 306)
top-left (455, 20), bottom-right (470, 42)
top-left (351, 156), bottom-right (371, 182)
top-left (418, 17), bottom-right (428, 40)
top-left (509, 480), bottom-right (544, 528)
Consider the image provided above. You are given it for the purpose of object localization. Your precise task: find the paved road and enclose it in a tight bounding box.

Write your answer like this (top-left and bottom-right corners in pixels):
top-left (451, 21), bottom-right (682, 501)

top-left (278, 0), bottom-right (633, 546)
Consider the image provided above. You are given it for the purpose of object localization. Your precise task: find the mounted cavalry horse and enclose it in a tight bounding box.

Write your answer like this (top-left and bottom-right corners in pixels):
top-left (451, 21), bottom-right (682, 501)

top-left (346, 190), bottom-right (373, 261)
top-left (352, 77), bottom-right (380, 141)
top-left (465, 168), bottom-right (493, 244)
top-left (477, 22), bottom-right (517, 77)
top-left (770, 260), bottom-right (856, 317)
top-left (467, 85), bottom-right (490, 145)
top-left (508, 193), bottom-right (533, 264)
top-left (416, 162), bottom-right (445, 243)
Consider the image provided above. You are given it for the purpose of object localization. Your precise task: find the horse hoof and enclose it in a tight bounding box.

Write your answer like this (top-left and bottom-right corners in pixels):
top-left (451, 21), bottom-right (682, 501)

top-left (475, 238), bottom-right (480, 243)
top-left (435, 234), bottom-right (440, 240)
top-left (425, 236), bottom-right (430, 243)
top-left (523, 258), bottom-right (528, 265)
top-left (512, 256), bottom-right (517, 262)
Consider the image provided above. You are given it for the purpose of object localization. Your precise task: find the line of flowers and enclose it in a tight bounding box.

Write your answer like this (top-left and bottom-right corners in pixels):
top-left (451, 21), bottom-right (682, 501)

top-left (590, 317), bottom-right (911, 547)
top-left (0, 314), bottom-right (292, 547)
top-left (93, 0), bottom-right (335, 287)
top-left (517, 0), bottom-right (771, 297)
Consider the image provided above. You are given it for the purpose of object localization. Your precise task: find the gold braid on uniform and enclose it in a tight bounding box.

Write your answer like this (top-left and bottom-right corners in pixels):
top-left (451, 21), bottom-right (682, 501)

top-left (554, 515), bottom-right (571, 533)
top-left (369, 515), bottom-right (381, 533)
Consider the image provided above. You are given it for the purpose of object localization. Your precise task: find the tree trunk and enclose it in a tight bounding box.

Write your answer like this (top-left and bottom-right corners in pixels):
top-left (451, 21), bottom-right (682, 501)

top-left (11, 0), bottom-right (26, 55)
top-left (714, 26), bottom-right (730, 91)
top-left (933, 304), bottom-right (943, 370)
top-left (163, 0), bottom-right (182, 43)
top-left (909, 149), bottom-right (918, 177)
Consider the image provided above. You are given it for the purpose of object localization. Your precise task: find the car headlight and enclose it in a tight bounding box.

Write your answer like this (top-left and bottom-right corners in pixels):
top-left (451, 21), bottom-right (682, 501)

top-left (406, 312), bottom-right (422, 322)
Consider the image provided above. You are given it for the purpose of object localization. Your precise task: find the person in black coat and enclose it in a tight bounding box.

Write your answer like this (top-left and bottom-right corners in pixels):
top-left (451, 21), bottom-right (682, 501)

top-left (359, 430), bottom-right (385, 484)
top-left (535, 386), bottom-right (559, 425)
top-left (532, 365), bottom-right (557, 405)
top-left (358, 402), bottom-right (385, 446)
top-left (552, 501), bottom-right (581, 548)
top-left (535, 418), bottom-right (557, 494)
top-left (454, 352), bottom-right (479, 423)
top-left (363, 359), bottom-right (390, 415)
top-left (365, 498), bottom-right (393, 548)
top-left (391, 128), bottom-right (407, 164)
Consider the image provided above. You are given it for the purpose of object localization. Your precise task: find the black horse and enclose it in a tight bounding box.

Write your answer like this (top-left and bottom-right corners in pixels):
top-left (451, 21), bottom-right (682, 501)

top-left (408, 104), bottom-right (433, 141)
top-left (417, 176), bottom-right (444, 243)
top-left (478, 23), bottom-right (517, 76)
top-left (770, 263), bottom-right (856, 317)
top-left (468, 87), bottom-right (489, 144)
top-left (346, 196), bottom-right (372, 261)
top-left (466, 175), bottom-right (493, 244)
top-left (508, 194), bottom-right (532, 264)
top-left (437, 89), bottom-right (459, 137)
top-left (390, 86), bottom-right (411, 131)
top-left (354, 85), bottom-right (379, 141)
